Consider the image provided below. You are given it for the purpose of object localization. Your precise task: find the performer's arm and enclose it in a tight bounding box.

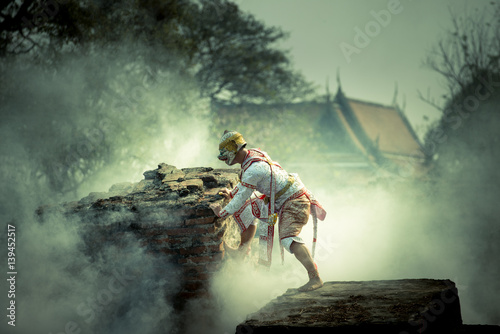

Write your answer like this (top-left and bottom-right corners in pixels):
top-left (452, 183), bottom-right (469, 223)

top-left (229, 186), bottom-right (239, 198)
top-left (216, 183), bottom-right (255, 218)
top-left (216, 179), bottom-right (249, 201)
top-left (210, 162), bottom-right (264, 218)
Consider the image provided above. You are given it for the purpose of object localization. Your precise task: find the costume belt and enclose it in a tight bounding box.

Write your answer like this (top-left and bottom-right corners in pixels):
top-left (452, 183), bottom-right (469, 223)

top-left (263, 174), bottom-right (295, 205)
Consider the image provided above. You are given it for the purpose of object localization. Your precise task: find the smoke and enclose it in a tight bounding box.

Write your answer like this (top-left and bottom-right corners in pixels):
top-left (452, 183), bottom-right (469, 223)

top-left (1, 30), bottom-right (499, 334)
top-left (0, 44), bottom-right (216, 201)
top-left (3, 211), bottom-right (179, 334)
top-left (203, 97), bottom-right (500, 332)
top-left (0, 42), bottom-right (214, 334)
top-left (205, 172), bottom-right (499, 332)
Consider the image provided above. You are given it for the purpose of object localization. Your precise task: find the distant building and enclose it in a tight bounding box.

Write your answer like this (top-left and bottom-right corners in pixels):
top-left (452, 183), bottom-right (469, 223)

top-left (211, 86), bottom-right (427, 187)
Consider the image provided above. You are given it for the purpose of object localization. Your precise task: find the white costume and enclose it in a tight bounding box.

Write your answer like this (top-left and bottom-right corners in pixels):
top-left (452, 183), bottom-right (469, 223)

top-left (216, 132), bottom-right (326, 267)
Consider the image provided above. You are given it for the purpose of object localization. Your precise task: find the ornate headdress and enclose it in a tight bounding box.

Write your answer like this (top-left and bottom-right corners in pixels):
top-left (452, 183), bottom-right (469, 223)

top-left (218, 131), bottom-right (247, 165)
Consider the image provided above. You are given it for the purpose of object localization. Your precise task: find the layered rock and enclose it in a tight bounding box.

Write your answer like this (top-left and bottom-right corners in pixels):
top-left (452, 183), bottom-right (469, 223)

top-left (37, 163), bottom-right (241, 307)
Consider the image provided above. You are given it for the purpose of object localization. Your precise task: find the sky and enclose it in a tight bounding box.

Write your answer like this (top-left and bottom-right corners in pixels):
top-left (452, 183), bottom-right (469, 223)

top-left (236, 0), bottom-right (494, 139)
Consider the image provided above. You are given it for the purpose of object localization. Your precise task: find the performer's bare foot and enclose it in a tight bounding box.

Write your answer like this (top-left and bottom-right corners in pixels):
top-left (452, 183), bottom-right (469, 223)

top-left (290, 241), bottom-right (324, 292)
top-left (298, 276), bottom-right (324, 292)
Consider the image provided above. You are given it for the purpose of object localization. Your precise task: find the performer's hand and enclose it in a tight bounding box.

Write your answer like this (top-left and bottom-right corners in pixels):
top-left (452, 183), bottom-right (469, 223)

top-left (209, 203), bottom-right (222, 217)
top-left (217, 188), bottom-right (231, 199)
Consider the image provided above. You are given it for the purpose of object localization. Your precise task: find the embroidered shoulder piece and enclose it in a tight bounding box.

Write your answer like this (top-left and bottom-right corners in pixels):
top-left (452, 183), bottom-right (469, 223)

top-left (242, 149), bottom-right (270, 171)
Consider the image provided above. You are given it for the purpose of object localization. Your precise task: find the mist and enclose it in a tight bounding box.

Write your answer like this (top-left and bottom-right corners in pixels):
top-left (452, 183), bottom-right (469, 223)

top-left (0, 43), bottom-right (216, 334)
top-left (206, 99), bottom-right (500, 332)
top-left (208, 142), bottom-right (500, 333)
top-left (1, 3), bottom-right (500, 334)
top-left (1, 57), bottom-right (500, 334)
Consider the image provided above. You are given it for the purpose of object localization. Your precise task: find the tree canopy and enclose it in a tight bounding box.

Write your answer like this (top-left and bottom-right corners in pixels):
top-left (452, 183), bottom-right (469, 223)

top-left (0, 0), bottom-right (312, 102)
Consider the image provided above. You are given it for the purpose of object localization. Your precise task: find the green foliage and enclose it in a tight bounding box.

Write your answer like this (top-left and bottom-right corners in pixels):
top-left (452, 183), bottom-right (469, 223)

top-left (186, 0), bottom-right (313, 102)
top-left (0, 0), bottom-right (312, 101)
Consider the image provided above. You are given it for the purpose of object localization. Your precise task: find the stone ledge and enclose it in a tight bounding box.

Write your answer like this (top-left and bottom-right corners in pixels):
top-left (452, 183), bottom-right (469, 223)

top-left (237, 279), bottom-right (464, 334)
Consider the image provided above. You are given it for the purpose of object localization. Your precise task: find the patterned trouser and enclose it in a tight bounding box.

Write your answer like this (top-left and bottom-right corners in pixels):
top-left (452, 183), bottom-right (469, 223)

top-left (233, 193), bottom-right (311, 254)
top-left (278, 194), bottom-right (311, 253)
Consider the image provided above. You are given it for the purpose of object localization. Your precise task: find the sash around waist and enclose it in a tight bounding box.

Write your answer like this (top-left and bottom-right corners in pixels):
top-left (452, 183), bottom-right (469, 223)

top-left (263, 174), bottom-right (295, 205)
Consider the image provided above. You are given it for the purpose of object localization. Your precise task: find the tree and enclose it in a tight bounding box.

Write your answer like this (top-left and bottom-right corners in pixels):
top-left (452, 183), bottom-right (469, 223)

top-left (0, 0), bottom-right (312, 101)
top-left (421, 2), bottom-right (500, 324)
top-left (0, 0), bottom-right (95, 56)
top-left (421, 2), bottom-right (500, 165)
top-left (185, 0), bottom-right (313, 102)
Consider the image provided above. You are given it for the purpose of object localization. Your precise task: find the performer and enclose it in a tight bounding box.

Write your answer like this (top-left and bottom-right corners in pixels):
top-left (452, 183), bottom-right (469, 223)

top-left (209, 130), bottom-right (326, 292)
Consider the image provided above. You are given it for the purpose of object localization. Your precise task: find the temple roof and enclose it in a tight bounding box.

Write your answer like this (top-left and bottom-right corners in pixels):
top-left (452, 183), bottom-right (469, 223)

top-left (345, 98), bottom-right (424, 159)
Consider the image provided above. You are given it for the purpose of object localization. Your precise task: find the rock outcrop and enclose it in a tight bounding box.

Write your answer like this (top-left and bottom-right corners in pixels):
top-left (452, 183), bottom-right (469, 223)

top-left (37, 163), bottom-right (240, 307)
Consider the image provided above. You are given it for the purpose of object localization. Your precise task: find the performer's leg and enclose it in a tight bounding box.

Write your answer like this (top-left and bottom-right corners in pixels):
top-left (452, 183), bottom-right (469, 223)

top-left (240, 224), bottom-right (256, 248)
top-left (290, 241), bottom-right (323, 292)
top-left (227, 198), bottom-right (259, 259)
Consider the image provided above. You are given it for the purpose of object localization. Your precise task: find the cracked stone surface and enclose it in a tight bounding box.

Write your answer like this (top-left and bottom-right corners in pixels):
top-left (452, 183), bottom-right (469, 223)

top-left (237, 279), bottom-right (464, 334)
top-left (36, 163), bottom-right (242, 305)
